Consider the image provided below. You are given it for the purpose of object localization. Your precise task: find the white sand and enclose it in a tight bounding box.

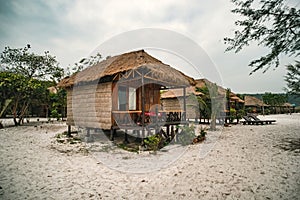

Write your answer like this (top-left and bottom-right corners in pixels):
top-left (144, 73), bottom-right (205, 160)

top-left (0, 114), bottom-right (299, 199)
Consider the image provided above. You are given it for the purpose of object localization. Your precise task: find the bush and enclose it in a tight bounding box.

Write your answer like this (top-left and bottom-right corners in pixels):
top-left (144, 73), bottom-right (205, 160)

top-left (237, 109), bottom-right (245, 119)
top-left (177, 124), bottom-right (196, 146)
top-left (229, 108), bottom-right (236, 122)
top-left (200, 127), bottom-right (207, 137)
top-left (144, 134), bottom-right (162, 152)
top-left (51, 109), bottom-right (61, 121)
top-left (193, 126), bottom-right (207, 144)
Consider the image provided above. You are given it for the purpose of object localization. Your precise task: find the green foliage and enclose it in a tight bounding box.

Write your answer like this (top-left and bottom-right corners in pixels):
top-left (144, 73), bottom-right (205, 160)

top-left (196, 82), bottom-right (225, 130)
top-left (0, 99), bottom-right (12, 118)
top-left (200, 127), bottom-right (207, 138)
top-left (0, 72), bottom-right (31, 124)
top-left (262, 92), bottom-right (287, 106)
top-left (0, 45), bottom-right (64, 125)
top-left (195, 127), bottom-right (207, 143)
top-left (285, 61), bottom-right (300, 96)
top-left (51, 109), bottom-right (62, 121)
top-left (196, 86), bottom-right (211, 118)
top-left (117, 143), bottom-right (136, 153)
top-left (66, 53), bottom-right (102, 75)
top-left (236, 109), bottom-right (245, 119)
top-left (225, 0), bottom-right (300, 74)
top-left (243, 93), bottom-right (299, 107)
top-left (177, 124), bottom-right (196, 146)
top-left (144, 134), bottom-right (162, 152)
top-left (236, 93), bottom-right (245, 100)
top-left (0, 44), bottom-right (63, 81)
top-left (288, 94), bottom-right (300, 107)
top-left (50, 88), bottom-right (67, 119)
top-left (55, 131), bottom-right (81, 144)
top-left (229, 108), bottom-right (237, 122)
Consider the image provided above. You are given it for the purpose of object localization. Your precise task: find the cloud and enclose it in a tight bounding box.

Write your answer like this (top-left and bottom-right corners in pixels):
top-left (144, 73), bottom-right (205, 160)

top-left (0, 0), bottom-right (292, 93)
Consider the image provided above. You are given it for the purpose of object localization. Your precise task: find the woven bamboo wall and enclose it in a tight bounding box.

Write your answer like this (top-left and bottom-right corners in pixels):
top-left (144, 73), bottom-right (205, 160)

top-left (185, 96), bottom-right (200, 120)
top-left (161, 98), bottom-right (181, 111)
top-left (66, 82), bottom-right (112, 130)
top-left (161, 96), bottom-right (200, 120)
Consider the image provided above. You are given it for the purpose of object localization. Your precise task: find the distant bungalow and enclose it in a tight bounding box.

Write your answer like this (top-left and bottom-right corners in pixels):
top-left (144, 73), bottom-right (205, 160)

top-left (161, 78), bottom-right (244, 124)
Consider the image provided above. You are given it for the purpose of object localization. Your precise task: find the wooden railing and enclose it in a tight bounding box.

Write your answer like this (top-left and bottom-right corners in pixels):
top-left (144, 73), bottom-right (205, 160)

top-left (112, 110), bottom-right (186, 128)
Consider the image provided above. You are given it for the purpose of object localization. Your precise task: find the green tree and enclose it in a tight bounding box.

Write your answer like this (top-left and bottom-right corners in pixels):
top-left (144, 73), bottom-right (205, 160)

top-left (262, 92), bottom-right (287, 113)
top-left (196, 86), bottom-right (211, 119)
top-left (0, 71), bottom-right (14, 127)
top-left (0, 72), bottom-right (29, 125)
top-left (224, 0), bottom-right (300, 74)
top-left (0, 45), bottom-right (64, 125)
top-left (285, 61), bottom-right (300, 95)
top-left (262, 92), bottom-right (287, 106)
top-left (0, 72), bottom-right (54, 125)
top-left (49, 88), bottom-right (67, 120)
top-left (1, 45), bottom-right (63, 81)
top-left (67, 52), bottom-right (102, 75)
top-left (209, 83), bottom-right (223, 131)
top-left (226, 88), bottom-right (231, 112)
top-left (197, 82), bottom-right (224, 131)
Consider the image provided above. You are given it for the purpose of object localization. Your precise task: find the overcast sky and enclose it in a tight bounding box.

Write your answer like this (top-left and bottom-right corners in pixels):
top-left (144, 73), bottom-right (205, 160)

top-left (0, 0), bottom-right (298, 93)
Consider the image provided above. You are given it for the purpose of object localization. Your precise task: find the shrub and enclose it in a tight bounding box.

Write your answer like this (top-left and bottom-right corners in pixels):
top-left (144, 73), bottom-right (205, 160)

top-left (51, 109), bottom-right (61, 121)
top-left (177, 124), bottom-right (196, 146)
top-left (144, 134), bottom-right (162, 152)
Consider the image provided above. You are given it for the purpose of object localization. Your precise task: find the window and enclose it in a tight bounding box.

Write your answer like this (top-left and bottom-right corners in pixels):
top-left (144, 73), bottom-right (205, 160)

top-left (118, 86), bottom-right (127, 110)
top-left (129, 87), bottom-right (136, 110)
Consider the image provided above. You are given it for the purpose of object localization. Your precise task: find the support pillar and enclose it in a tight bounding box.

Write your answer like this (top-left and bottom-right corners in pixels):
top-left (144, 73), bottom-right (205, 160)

top-left (124, 129), bottom-right (129, 144)
top-left (67, 125), bottom-right (71, 137)
top-left (110, 127), bottom-right (116, 141)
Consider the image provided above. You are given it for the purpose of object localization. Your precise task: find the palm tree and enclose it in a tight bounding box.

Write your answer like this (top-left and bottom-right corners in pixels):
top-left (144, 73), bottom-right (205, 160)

top-left (197, 82), bottom-right (224, 130)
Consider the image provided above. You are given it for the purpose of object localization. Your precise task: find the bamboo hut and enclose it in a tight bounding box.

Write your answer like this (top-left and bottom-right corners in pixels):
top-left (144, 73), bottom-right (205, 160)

top-left (195, 79), bottom-right (244, 104)
top-left (189, 79), bottom-right (244, 123)
top-left (58, 50), bottom-right (195, 140)
top-left (244, 95), bottom-right (269, 114)
top-left (270, 102), bottom-right (294, 114)
top-left (161, 86), bottom-right (203, 121)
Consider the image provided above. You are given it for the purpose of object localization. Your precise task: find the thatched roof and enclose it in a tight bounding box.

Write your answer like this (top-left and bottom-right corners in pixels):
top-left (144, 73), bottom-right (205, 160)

top-left (161, 86), bottom-right (203, 99)
top-left (282, 102), bottom-right (293, 107)
top-left (195, 79), bottom-right (244, 103)
top-left (244, 96), bottom-right (269, 107)
top-left (58, 50), bottom-right (195, 88)
top-left (195, 79), bottom-right (231, 96)
top-left (230, 96), bottom-right (245, 103)
top-left (161, 78), bottom-right (245, 104)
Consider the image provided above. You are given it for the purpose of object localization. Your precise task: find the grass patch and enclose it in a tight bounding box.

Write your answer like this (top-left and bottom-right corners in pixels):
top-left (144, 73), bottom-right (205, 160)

top-left (55, 131), bottom-right (82, 144)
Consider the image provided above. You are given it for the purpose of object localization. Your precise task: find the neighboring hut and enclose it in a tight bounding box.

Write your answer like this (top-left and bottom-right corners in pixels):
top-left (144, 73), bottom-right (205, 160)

top-left (280, 102), bottom-right (294, 114)
top-left (195, 79), bottom-right (244, 123)
top-left (161, 78), bottom-right (245, 124)
top-left (244, 95), bottom-right (269, 114)
top-left (271, 102), bottom-right (295, 114)
top-left (58, 50), bottom-right (195, 140)
top-left (196, 78), bottom-right (244, 106)
top-left (161, 86), bottom-right (203, 121)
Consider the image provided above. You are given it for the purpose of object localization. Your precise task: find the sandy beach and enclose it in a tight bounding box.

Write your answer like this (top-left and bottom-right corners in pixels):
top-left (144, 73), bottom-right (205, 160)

top-left (0, 114), bottom-right (299, 199)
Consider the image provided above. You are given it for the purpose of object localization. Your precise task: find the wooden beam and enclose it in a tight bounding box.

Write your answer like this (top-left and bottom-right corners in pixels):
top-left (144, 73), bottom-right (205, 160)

top-left (183, 87), bottom-right (187, 121)
top-left (141, 71), bottom-right (145, 138)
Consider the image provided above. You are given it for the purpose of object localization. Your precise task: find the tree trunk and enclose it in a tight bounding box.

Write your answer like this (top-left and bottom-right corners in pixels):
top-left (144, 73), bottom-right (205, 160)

top-left (210, 108), bottom-right (217, 131)
top-left (210, 115), bottom-right (216, 131)
top-left (12, 99), bottom-right (19, 126)
top-left (12, 99), bottom-right (29, 126)
top-left (18, 101), bottom-right (29, 125)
